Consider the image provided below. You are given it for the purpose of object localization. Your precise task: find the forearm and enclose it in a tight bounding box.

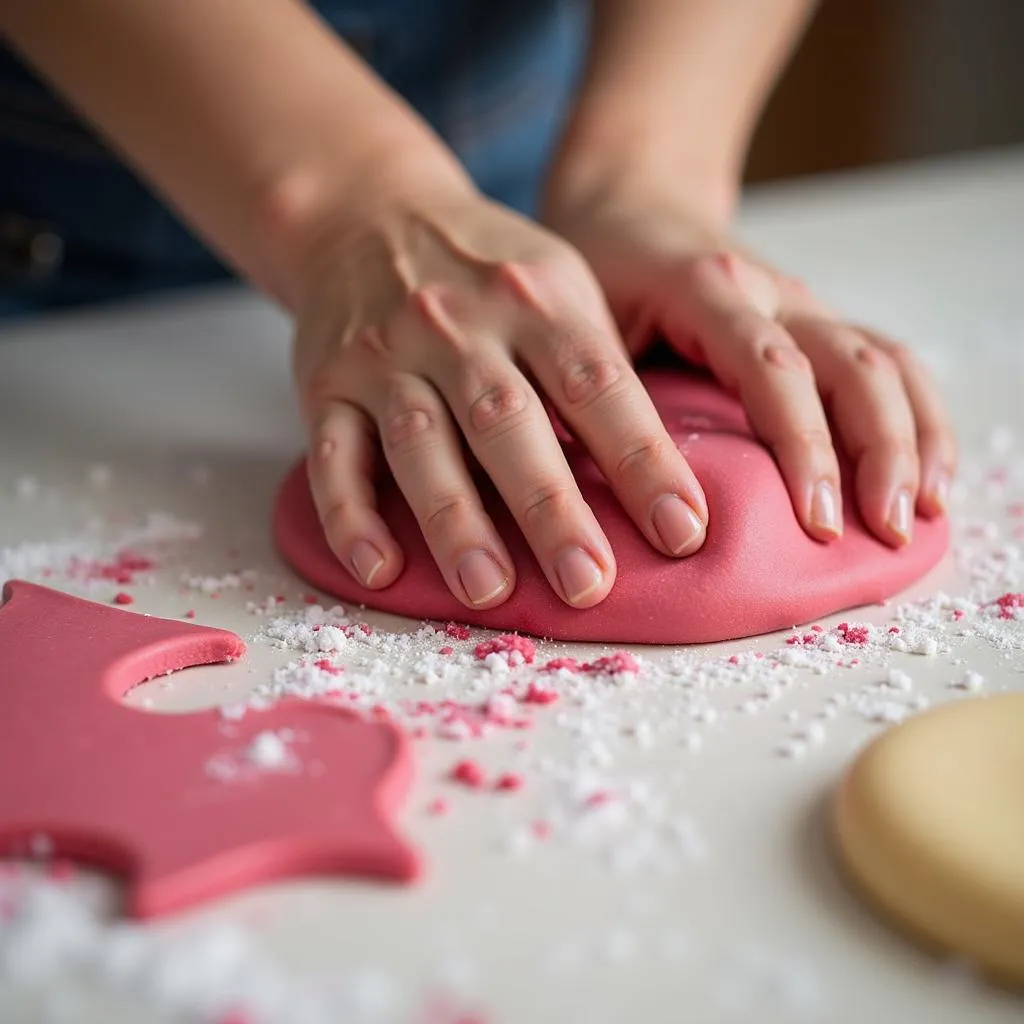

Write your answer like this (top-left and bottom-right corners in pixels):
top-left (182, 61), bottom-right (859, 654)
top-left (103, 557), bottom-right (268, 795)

top-left (549, 0), bottom-right (817, 223)
top-left (1, 0), bottom-right (469, 308)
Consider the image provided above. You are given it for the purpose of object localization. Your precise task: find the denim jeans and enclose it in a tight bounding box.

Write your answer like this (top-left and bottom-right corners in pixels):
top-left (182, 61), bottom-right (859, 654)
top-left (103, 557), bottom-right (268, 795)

top-left (0, 0), bottom-right (586, 316)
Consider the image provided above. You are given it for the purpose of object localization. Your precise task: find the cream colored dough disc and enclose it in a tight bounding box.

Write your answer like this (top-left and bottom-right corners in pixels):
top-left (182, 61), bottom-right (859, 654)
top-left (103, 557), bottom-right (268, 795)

top-left (834, 694), bottom-right (1024, 985)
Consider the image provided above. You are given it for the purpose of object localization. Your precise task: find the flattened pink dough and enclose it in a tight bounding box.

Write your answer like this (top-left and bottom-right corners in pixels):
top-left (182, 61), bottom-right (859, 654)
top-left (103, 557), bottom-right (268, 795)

top-left (0, 581), bottom-right (419, 918)
top-left (273, 371), bottom-right (948, 644)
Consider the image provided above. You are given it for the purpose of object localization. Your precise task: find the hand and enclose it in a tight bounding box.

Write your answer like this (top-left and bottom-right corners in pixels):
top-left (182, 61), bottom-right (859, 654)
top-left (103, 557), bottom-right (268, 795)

top-left (290, 174), bottom-right (711, 612)
top-left (544, 170), bottom-right (956, 547)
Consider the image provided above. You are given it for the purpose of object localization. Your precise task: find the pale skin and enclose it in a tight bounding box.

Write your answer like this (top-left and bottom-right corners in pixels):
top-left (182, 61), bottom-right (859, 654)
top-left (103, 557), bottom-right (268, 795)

top-left (2, 0), bottom-right (956, 610)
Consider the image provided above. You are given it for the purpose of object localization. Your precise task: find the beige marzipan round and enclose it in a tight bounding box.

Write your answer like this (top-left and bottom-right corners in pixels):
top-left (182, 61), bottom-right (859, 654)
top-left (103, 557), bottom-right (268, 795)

top-left (833, 693), bottom-right (1024, 985)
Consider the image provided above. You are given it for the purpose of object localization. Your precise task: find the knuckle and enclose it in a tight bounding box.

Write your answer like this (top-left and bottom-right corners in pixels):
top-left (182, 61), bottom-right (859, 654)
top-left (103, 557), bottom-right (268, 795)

top-left (773, 426), bottom-right (835, 460)
top-left (615, 433), bottom-right (671, 479)
top-left (320, 498), bottom-right (363, 539)
top-left (381, 381), bottom-right (439, 452)
top-left (726, 315), bottom-right (792, 359)
top-left (762, 342), bottom-right (813, 375)
top-left (466, 377), bottom-right (529, 436)
top-left (558, 355), bottom-right (625, 408)
top-left (854, 343), bottom-right (899, 374)
top-left (422, 492), bottom-right (477, 539)
top-left (520, 480), bottom-right (575, 527)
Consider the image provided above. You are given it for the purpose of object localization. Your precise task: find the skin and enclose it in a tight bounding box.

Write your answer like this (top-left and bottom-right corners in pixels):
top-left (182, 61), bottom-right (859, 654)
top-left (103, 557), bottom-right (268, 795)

top-left (1, 0), bottom-right (956, 612)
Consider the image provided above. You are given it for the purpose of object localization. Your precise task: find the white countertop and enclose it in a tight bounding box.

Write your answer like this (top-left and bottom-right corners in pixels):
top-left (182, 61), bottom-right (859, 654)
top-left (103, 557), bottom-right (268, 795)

top-left (1, 148), bottom-right (1023, 1024)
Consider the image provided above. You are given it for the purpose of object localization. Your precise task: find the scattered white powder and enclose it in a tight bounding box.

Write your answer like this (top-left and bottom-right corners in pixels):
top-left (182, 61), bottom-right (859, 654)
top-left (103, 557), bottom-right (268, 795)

top-left (180, 569), bottom-right (256, 595)
top-left (955, 671), bottom-right (985, 692)
top-left (885, 668), bottom-right (913, 691)
top-left (246, 731), bottom-right (292, 770)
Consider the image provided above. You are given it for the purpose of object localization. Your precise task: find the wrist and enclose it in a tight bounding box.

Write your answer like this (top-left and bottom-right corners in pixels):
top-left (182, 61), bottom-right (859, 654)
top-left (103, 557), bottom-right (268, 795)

top-left (256, 133), bottom-right (474, 311)
top-left (544, 122), bottom-right (740, 235)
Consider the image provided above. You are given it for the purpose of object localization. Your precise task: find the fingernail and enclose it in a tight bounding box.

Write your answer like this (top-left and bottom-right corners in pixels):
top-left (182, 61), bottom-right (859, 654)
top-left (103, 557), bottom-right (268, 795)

top-left (810, 480), bottom-right (842, 536)
top-left (651, 494), bottom-right (706, 555)
top-left (888, 488), bottom-right (913, 542)
top-left (930, 472), bottom-right (950, 512)
top-left (554, 546), bottom-right (604, 605)
top-left (457, 549), bottom-right (509, 606)
top-left (351, 539), bottom-right (386, 585)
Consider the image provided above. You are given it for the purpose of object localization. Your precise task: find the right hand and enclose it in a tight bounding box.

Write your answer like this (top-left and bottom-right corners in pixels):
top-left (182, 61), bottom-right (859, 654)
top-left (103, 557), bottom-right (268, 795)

top-left (290, 173), bottom-right (709, 611)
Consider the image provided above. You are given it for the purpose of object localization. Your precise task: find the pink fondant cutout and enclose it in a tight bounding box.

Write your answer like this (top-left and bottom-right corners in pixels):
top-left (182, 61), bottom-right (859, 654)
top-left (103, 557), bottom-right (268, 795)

top-left (273, 371), bottom-right (949, 644)
top-left (0, 581), bottom-right (418, 918)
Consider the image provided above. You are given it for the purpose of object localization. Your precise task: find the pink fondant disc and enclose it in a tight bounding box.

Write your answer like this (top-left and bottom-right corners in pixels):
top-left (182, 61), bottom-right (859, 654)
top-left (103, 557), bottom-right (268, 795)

top-left (273, 371), bottom-right (948, 644)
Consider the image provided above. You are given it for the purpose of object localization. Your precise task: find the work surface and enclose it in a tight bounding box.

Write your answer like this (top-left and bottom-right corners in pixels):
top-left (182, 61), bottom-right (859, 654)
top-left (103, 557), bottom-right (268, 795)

top-left (1, 149), bottom-right (1023, 1023)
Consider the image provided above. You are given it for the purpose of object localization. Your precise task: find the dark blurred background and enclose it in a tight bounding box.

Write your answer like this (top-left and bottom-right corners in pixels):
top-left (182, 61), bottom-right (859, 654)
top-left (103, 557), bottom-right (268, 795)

top-left (746, 0), bottom-right (1024, 183)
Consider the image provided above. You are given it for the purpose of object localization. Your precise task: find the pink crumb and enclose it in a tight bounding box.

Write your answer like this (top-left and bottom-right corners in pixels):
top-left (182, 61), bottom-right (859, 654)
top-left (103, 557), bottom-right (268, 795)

top-left (837, 623), bottom-right (870, 645)
top-left (992, 593), bottom-right (1024, 620)
top-left (542, 656), bottom-right (580, 672)
top-left (183, 609), bottom-right (196, 619)
top-left (444, 622), bottom-right (471, 641)
top-left (585, 789), bottom-right (614, 808)
top-left (587, 651), bottom-right (639, 675)
top-left (474, 634), bottom-right (537, 665)
top-left (439, 646), bottom-right (454, 657)
top-left (313, 659), bottom-right (343, 675)
top-left (450, 759), bottom-right (486, 788)
top-left (521, 682), bottom-right (558, 705)
top-left (541, 651), bottom-right (639, 676)
top-left (427, 797), bottom-right (450, 816)
top-left (531, 820), bottom-right (552, 840)
top-left (111, 592), bottom-right (134, 606)
top-left (494, 772), bottom-right (524, 792)
top-left (303, 593), bottom-right (319, 605)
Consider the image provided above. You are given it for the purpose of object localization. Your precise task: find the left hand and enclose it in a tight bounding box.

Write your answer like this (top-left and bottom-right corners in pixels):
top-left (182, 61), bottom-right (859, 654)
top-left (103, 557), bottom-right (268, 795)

top-left (544, 171), bottom-right (955, 548)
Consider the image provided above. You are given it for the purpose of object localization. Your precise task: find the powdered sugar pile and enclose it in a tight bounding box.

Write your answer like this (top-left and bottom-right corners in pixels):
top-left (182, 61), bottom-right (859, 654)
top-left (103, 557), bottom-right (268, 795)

top-left (0, 867), bottom-right (483, 1024)
top-left (0, 513), bottom-right (202, 600)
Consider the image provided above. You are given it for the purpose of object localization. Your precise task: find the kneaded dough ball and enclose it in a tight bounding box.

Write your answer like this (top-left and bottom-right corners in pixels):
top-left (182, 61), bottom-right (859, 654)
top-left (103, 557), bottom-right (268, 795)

top-left (834, 693), bottom-right (1024, 985)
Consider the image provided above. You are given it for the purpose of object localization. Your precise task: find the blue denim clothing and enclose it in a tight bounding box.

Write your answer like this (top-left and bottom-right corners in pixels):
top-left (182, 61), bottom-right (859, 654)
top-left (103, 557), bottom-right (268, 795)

top-left (0, 0), bottom-right (586, 315)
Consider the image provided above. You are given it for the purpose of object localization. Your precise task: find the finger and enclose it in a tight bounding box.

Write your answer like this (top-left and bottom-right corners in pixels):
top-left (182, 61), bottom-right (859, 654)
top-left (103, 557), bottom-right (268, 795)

top-left (784, 315), bottom-right (920, 547)
top-left (306, 399), bottom-right (404, 589)
top-left (519, 319), bottom-right (708, 559)
top-left (399, 284), bottom-right (616, 608)
top-left (662, 253), bottom-right (844, 542)
top-left (860, 328), bottom-right (956, 518)
top-left (372, 371), bottom-right (516, 610)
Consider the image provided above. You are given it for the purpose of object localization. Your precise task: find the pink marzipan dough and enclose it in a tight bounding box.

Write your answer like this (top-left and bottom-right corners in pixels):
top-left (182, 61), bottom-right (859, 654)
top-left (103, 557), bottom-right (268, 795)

top-left (273, 371), bottom-right (949, 644)
top-left (0, 581), bottom-right (419, 918)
